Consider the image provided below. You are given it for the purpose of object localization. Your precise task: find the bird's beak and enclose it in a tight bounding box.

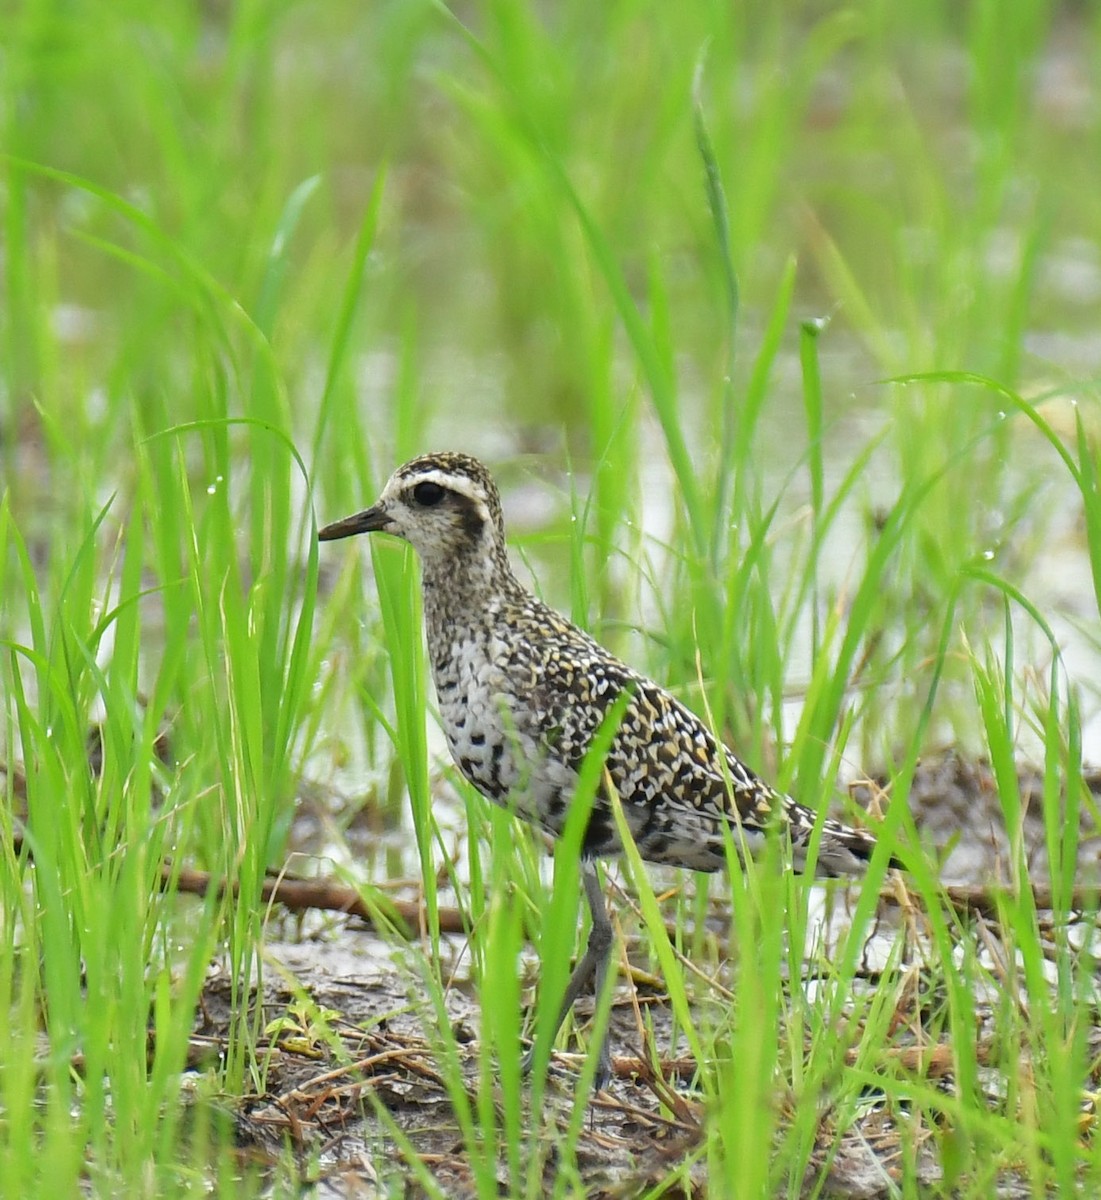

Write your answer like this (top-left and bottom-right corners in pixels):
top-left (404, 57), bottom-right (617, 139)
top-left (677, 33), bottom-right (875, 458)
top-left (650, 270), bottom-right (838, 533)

top-left (318, 505), bottom-right (391, 541)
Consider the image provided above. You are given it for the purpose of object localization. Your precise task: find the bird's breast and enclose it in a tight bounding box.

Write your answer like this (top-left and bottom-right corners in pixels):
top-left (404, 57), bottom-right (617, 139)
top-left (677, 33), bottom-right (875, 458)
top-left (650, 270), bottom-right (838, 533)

top-left (430, 631), bottom-right (577, 831)
top-left (431, 631), bottom-right (518, 799)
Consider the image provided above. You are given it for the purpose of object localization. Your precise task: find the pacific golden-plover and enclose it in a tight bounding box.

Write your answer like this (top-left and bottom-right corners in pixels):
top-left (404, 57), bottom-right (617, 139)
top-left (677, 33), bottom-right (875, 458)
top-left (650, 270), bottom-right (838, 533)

top-left (320, 451), bottom-right (895, 1089)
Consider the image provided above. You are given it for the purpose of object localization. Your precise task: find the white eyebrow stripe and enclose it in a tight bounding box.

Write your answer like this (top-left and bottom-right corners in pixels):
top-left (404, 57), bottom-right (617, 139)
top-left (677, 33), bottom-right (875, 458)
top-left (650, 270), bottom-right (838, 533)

top-left (390, 468), bottom-right (493, 520)
top-left (408, 469), bottom-right (478, 496)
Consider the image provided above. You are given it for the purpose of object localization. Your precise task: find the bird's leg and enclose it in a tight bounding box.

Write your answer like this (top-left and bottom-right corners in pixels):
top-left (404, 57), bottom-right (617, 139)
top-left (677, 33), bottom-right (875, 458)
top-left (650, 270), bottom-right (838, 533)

top-left (522, 861), bottom-right (615, 1089)
top-left (581, 862), bottom-right (615, 1089)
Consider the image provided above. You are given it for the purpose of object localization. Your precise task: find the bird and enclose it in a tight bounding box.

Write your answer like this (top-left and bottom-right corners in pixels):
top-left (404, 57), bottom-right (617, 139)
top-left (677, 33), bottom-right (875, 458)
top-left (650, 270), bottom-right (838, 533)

top-left (319, 451), bottom-right (896, 1090)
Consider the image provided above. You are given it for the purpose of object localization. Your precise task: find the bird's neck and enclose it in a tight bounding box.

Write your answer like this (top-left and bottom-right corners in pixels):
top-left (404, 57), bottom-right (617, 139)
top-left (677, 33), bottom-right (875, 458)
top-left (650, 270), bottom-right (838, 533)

top-left (420, 543), bottom-right (525, 639)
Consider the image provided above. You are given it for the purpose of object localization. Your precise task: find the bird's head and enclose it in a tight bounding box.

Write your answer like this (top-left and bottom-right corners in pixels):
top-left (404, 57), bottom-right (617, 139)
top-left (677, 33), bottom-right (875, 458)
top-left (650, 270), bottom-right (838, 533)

top-left (319, 452), bottom-right (507, 570)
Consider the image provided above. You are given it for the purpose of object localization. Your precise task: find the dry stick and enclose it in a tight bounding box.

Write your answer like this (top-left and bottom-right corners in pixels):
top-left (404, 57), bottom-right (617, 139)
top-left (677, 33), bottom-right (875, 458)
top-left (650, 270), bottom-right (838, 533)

top-left (169, 864), bottom-right (471, 936)
top-left (8, 831), bottom-right (1098, 934)
top-left (5, 828), bottom-right (465, 935)
top-left (169, 864), bottom-right (1100, 938)
top-left (939, 882), bottom-right (1100, 920)
top-left (845, 1040), bottom-right (995, 1078)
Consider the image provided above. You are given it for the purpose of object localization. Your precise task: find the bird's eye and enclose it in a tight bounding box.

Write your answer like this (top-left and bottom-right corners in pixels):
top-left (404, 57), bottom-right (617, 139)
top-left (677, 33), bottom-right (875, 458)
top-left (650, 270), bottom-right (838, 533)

top-left (412, 481), bottom-right (446, 507)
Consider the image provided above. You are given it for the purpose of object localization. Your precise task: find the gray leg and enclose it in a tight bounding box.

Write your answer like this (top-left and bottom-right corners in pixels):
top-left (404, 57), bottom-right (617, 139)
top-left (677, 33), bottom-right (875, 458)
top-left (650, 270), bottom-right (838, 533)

top-left (522, 861), bottom-right (616, 1089)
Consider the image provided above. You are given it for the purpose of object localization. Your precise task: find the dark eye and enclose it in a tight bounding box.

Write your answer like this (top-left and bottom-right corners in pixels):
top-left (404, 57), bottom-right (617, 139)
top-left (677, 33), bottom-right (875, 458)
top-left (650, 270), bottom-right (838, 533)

top-left (412, 481), bottom-right (446, 507)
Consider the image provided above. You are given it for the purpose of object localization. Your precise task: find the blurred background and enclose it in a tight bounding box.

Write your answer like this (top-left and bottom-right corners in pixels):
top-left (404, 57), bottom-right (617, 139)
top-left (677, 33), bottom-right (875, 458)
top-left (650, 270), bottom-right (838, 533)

top-left (8, 3), bottom-right (1099, 437)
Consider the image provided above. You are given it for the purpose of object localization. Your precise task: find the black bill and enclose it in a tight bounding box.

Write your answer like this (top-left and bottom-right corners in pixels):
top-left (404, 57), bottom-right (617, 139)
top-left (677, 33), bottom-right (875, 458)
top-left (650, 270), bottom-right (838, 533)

top-left (318, 505), bottom-right (390, 541)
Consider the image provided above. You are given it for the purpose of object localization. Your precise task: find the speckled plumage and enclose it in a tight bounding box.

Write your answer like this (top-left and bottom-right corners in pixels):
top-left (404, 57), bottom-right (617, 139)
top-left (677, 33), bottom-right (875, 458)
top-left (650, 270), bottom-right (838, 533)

top-left (323, 451), bottom-right (884, 876)
top-left (320, 451), bottom-right (894, 1087)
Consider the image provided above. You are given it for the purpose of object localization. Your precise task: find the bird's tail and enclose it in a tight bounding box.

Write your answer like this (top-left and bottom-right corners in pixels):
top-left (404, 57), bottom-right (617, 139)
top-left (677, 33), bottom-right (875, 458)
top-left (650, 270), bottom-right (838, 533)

top-left (786, 800), bottom-right (903, 877)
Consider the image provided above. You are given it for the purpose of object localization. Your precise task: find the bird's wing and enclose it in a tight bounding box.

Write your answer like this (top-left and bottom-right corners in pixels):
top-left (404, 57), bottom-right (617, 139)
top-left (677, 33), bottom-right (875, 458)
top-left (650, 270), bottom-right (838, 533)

top-left (511, 619), bottom-right (880, 875)
top-left (508, 624), bottom-right (789, 866)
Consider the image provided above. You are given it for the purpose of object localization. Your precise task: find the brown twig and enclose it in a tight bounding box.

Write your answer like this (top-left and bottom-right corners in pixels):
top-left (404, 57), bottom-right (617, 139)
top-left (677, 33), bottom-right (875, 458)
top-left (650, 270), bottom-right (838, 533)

top-left (168, 863), bottom-right (471, 936)
top-left (9, 830), bottom-right (1099, 937)
top-left (845, 1039), bottom-right (996, 1078)
top-left (937, 882), bottom-right (1100, 920)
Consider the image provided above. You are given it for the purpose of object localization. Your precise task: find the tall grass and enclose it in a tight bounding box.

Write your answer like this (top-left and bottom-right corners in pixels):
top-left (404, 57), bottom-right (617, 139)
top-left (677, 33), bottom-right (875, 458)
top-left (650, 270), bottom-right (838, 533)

top-left (2, 0), bottom-right (1099, 1193)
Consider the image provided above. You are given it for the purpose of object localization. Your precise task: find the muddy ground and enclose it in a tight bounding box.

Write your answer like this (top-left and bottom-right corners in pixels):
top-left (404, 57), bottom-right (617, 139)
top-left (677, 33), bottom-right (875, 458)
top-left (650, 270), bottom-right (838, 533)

top-left (178, 754), bottom-right (1101, 1197)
